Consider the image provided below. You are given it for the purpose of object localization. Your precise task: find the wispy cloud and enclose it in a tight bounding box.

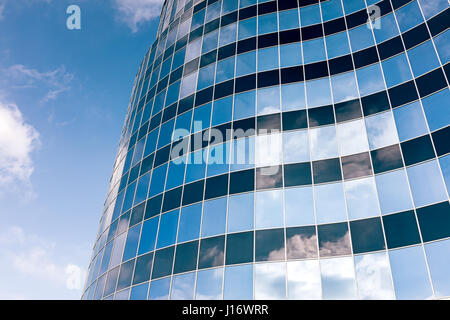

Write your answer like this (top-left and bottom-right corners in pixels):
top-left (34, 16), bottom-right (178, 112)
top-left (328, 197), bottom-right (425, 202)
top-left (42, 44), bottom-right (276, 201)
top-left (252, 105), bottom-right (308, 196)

top-left (0, 3), bottom-right (5, 21)
top-left (0, 226), bottom-right (87, 299)
top-left (2, 64), bottom-right (74, 103)
top-left (114, 0), bottom-right (164, 32)
top-left (0, 101), bottom-right (40, 198)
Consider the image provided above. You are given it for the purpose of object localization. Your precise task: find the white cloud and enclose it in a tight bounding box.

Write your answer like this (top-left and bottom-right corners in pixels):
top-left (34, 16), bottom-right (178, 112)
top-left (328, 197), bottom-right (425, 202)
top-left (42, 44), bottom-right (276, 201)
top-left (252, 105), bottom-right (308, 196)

top-left (0, 3), bottom-right (5, 21)
top-left (114, 0), bottom-right (164, 32)
top-left (0, 226), bottom-right (87, 299)
top-left (2, 64), bottom-right (73, 103)
top-left (0, 101), bottom-right (40, 196)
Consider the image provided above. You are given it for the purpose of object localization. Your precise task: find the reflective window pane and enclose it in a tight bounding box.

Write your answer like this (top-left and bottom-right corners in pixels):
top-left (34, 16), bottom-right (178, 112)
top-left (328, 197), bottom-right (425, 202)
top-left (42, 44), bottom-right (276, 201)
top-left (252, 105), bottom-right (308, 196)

top-left (227, 193), bottom-right (254, 232)
top-left (318, 222), bottom-right (351, 257)
top-left (202, 197), bottom-right (227, 237)
top-left (345, 177), bottom-right (380, 220)
top-left (255, 189), bottom-right (284, 229)
top-left (320, 256), bottom-right (357, 300)
top-left (375, 169), bottom-right (413, 215)
top-left (255, 262), bottom-right (286, 300)
top-left (365, 111), bottom-right (399, 150)
top-left (287, 260), bottom-right (321, 299)
top-left (389, 245), bottom-right (433, 299)
top-left (315, 182), bottom-right (347, 224)
top-left (407, 160), bottom-right (447, 208)
top-left (355, 252), bottom-right (394, 300)
top-left (284, 186), bottom-right (315, 227)
top-left (425, 239), bottom-right (450, 298)
top-left (196, 268), bottom-right (223, 300)
top-left (224, 264), bottom-right (253, 300)
top-left (171, 272), bottom-right (195, 300)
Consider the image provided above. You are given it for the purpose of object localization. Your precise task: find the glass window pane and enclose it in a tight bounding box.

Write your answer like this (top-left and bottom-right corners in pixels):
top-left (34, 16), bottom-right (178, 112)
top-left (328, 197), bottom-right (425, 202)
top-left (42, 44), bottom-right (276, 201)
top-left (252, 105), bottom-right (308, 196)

top-left (345, 177), bottom-right (380, 220)
top-left (197, 64), bottom-right (215, 90)
top-left (117, 259), bottom-right (135, 291)
top-left (138, 216), bottom-right (159, 255)
top-left (236, 51), bottom-right (256, 76)
top-left (421, 89), bottom-right (450, 132)
top-left (133, 252), bottom-right (153, 285)
top-left (177, 203), bottom-right (201, 243)
top-left (255, 262), bottom-right (286, 300)
top-left (318, 221), bottom-right (351, 257)
top-left (224, 264), bottom-right (254, 300)
top-left (283, 130), bottom-right (310, 163)
top-left (355, 252), bottom-right (395, 300)
top-left (373, 13), bottom-right (399, 43)
top-left (196, 268), bottom-right (223, 299)
top-left (375, 169), bottom-right (413, 214)
top-left (321, 0), bottom-right (344, 21)
top-left (258, 12), bottom-right (277, 35)
top-left (425, 239), bottom-right (450, 298)
top-left (216, 56), bottom-right (235, 83)
top-left (434, 29), bottom-right (450, 64)
top-left (348, 24), bottom-right (374, 52)
top-left (326, 31), bottom-right (350, 59)
top-left (185, 38), bottom-right (202, 61)
top-left (408, 40), bottom-right (440, 77)
top-left (407, 160), bottom-right (447, 208)
top-left (331, 71), bottom-right (359, 103)
top-left (202, 197), bottom-right (227, 237)
top-left (320, 256), bottom-right (357, 300)
top-left (285, 187), bottom-right (315, 226)
top-left (258, 46), bottom-right (279, 71)
top-left (238, 17), bottom-right (256, 40)
top-left (280, 43), bottom-right (302, 68)
top-left (198, 236), bottom-right (225, 269)
top-left (287, 260), bottom-right (321, 299)
top-left (110, 232), bottom-right (126, 268)
top-left (212, 96), bottom-right (233, 126)
top-left (310, 125), bottom-right (338, 161)
top-left (337, 119), bottom-right (369, 156)
top-left (170, 272), bottom-right (195, 300)
top-left (286, 226), bottom-right (318, 259)
top-left (393, 101), bottom-right (428, 141)
top-left (255, 228), bottom-right (285, 261)
top-left (201, 31), bottom-right (219, 54)
top-left (303, 38), bottom-right (326, 64)
top-left (396, 0), bottom-right (423, 32)
top-left (123, 223), bottom-right (142, 261)
top-left (255, 189), bottom-right (284, 229)
top-left (130, 283), bottom-right (149, 300)
top-left (356, 63), bottom-right (386, 96)
top-left (279, 9), bottom-right (299, 31)
top-left (148, 277), bottom-right (171, 300)
top-left (365, 111), bottom-right (399, 150)
top-left (306, 78), bottom-right (332, 108)
top-left (381, 53), bottom-right (413, 88)
top-left (234, 90), bottom-right (256, 120)
top-left (220, 22), bottom-right (237, 46)
top-left (315, 182), bottom-right (347, 224)
top-left (281, 82), bottom-right (306, 111)
top-left (156, 210), bottom-right (179, 249)
top-left (257, 86), bottom-right (280, 115)
top-left (228, 193), bottom-right (254, 232)
top-left (180, 71), bottom-right (198, 99)
top-left (389, 245), bottom-right (433, 299)
top-left (300, 4), bottom-right (321, 26)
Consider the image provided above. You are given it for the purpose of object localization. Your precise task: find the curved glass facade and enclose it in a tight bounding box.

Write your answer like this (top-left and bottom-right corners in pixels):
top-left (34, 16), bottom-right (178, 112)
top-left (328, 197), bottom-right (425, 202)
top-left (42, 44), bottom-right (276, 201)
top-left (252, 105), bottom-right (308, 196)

top-left (83, 0), bottom-right (450, 300)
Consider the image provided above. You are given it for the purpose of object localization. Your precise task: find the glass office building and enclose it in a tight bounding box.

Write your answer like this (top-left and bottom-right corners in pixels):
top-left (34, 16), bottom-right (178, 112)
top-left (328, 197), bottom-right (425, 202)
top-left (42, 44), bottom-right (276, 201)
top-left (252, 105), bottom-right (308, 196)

top-left (83, 0), bottom-right (450, 300)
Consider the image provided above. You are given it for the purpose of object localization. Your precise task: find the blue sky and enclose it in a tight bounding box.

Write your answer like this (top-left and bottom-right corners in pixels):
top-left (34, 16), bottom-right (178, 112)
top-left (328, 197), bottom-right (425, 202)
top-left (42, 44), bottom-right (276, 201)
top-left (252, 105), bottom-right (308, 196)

top-left (0, 0), bottom-right (163, 299)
